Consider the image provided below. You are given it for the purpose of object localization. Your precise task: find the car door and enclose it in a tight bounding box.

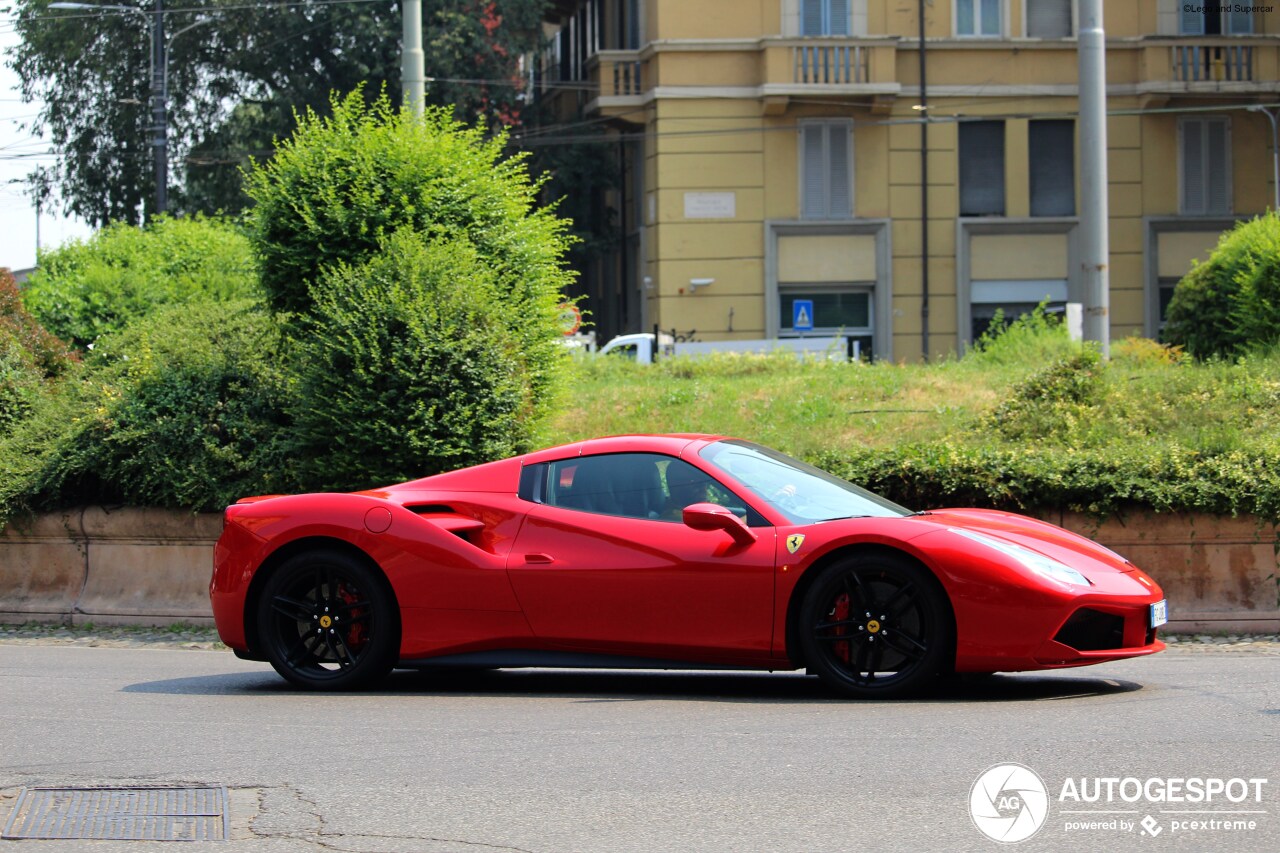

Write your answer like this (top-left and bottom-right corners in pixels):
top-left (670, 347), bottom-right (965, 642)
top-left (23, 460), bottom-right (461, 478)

top-left (507, 452), bottom-right (777, 661)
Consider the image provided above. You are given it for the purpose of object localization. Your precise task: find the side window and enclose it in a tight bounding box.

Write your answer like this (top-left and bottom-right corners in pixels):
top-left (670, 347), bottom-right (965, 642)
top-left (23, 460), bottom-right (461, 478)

top-left (542, 453), bottom-right (766, 525)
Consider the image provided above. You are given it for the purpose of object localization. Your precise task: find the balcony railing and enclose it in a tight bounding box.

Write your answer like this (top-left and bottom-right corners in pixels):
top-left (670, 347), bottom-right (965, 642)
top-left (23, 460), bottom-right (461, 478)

top-left (793, 43), bottom-right (870, 85)
top-left (604, 54), bottom-right (645, 97)
top-left (1172, 42), bottom-right (1254, 82)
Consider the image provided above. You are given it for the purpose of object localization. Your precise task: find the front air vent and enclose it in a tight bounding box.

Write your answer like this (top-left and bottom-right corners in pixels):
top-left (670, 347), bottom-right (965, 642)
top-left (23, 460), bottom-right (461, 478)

top-left (1054, 608), bottom-right (1125, 652)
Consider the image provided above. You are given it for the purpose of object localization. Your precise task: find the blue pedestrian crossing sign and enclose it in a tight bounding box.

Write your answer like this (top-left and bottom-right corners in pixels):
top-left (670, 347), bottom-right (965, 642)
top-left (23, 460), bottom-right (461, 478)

top-left (792, 299), bottom-right (815, 333)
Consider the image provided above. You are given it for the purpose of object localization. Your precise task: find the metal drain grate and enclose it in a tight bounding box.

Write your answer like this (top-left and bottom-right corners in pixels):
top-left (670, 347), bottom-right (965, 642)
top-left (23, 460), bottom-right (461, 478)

top-left (2, 786), bottom-right (228, 842)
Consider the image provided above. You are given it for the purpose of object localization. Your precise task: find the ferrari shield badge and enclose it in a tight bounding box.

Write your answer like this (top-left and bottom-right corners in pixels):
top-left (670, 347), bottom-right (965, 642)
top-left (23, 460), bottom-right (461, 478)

top-left (786, 534), bottom-right (805, 554)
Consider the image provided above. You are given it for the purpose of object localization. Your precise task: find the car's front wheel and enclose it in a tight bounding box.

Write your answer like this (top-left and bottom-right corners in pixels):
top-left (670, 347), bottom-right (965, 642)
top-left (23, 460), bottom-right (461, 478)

top-left (256, 548), bottom-right (399, 690)
top-left (798, 552), bottom-right (953, 699)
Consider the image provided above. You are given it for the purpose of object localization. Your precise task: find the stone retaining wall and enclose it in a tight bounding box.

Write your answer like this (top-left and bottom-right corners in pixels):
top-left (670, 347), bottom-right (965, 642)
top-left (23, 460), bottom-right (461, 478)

top-left (1, 506), bottom-right (1277, 632)
top-left (0, 507), bottom-right (221, 626)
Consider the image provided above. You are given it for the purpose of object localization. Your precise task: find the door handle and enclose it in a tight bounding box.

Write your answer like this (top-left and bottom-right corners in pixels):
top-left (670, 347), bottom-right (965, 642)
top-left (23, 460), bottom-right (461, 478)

top-left (524, 553), bottom-right (554, 565)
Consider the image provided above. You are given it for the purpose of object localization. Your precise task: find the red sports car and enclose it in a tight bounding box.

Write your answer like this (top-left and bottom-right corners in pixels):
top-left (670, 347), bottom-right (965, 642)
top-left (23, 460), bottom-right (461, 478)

top-left (210, 434), bottom-right (1166, 697)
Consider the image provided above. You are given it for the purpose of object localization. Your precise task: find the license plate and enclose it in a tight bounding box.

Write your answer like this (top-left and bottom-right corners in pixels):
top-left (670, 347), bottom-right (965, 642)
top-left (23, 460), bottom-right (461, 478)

top-left (1150, 599), bottom-right (1168, 628)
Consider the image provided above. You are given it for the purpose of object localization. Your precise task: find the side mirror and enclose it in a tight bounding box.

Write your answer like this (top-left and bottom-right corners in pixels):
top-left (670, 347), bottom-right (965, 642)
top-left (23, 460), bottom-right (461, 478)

top-left (682, 502), bottom-right (757, 546)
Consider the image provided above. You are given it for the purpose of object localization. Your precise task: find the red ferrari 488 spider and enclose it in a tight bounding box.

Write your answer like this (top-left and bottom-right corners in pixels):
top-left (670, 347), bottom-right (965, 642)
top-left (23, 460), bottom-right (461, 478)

top-left (211, 434), bottom-right (1166, 697)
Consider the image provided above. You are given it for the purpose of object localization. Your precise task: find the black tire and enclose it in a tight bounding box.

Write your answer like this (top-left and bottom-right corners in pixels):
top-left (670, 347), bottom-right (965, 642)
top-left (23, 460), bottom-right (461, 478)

top-left (797, 552), bottom-right (953, 699)
top-left (256, 548), bottom-right (399, 690)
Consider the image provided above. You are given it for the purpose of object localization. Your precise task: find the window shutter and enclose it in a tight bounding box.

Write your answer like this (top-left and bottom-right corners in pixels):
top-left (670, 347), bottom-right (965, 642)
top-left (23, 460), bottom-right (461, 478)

top-left (802, 125), bottom-right (827, 218)
top-left (802, 0), bottom-right (824, 36)
top-left (1205, 119), bottom-right (1229, 214)
top-left (1180, 6), bottom-right (1204, 34)
top-left (827, 124), bottom-right (852, 217)
top-left (1029, 120), bottom-right (1074, 216)
top-left (1228, 7), bottom-right (1253, 34)
top-left (829, 0), bottom-right (851, 35)
top-left (1181, 120), bottom-right (1205, 214)
top-left (1027, 0), bottom-right (1072, 38)
top-left (960, 121), bottom-right (1006, 216)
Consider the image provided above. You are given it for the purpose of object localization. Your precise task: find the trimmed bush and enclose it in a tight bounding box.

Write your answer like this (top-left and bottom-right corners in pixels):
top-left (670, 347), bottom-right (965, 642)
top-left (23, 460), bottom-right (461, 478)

top-left (0, 268), bottom-right (76, 378)
top-left (20, 216), bottom-right (258, 348)
top-left (0, 328), bottom-right (42, 433)
top-left (243, 90), bottom-right (574, 402)
top-left (0, 300), bottom-right (295, 519)
top-left (983, 348), bottom-right (1103, 442)
top-left (1164, 212), bottom-right (1280, 358)
top-left (287, 231), bottom-right (536, 491)
top-left (1, 268), bottom-right (76, 432)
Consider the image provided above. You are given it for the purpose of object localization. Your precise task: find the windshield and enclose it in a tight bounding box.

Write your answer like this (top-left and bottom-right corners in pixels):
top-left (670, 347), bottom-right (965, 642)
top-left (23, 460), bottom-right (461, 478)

top-left (700, 440), bottom-right (911, 524)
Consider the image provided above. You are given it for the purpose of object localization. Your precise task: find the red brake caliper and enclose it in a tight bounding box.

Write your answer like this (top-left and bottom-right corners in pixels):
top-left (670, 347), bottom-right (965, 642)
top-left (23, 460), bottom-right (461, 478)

top-left (832, 593), bottom-right (851, 663)
top-left (338, 584), bottom-right (367, 651)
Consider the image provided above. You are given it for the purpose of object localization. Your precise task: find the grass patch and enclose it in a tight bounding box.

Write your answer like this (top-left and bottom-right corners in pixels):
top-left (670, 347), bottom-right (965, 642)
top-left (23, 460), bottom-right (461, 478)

top-left (540, 321), bottom-right (1280, 519)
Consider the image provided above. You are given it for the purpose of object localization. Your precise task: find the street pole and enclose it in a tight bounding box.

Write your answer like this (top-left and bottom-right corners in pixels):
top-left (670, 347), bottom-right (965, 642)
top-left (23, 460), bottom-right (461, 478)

top-left (402, 0), bottom-right (425, 114)
top-left (50, 1), bottom-right (170, 217)
top-left (1248, 106), bottom-right (1279, 211)
top-left (151, 0), bottom-right (166, 215)
top-left (1078, 0), bottom-right (1109, 357)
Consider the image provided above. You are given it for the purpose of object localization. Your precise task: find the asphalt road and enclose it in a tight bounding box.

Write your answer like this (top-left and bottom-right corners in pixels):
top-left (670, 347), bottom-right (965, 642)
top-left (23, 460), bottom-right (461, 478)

top-left (0, 644), bottom-right (1276, 853)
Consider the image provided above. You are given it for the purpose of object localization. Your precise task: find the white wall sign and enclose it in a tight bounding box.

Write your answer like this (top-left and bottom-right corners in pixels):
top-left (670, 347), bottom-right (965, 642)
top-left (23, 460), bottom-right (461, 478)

top-left (683, 191), bottom-right (736, 219)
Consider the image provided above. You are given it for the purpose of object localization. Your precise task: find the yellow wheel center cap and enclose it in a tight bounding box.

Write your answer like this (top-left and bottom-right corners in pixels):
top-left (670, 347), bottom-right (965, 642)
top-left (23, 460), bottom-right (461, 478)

top-left (866, 619), bottom-right (881, 633)
top-left (319, 615), bottom-right (333, 629)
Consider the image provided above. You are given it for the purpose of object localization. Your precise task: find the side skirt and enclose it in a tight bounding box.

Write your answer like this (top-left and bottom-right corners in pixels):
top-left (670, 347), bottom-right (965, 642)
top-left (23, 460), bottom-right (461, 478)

top-left (398, 649), bottom-right (794, 672)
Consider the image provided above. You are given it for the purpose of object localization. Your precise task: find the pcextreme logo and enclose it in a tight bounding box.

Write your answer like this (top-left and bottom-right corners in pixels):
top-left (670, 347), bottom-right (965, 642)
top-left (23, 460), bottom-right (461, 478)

top-left (969, 764), bottom-right (1271, 844)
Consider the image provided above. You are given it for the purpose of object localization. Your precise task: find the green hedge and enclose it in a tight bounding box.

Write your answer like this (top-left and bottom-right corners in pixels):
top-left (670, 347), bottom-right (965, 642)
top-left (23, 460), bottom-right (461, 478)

top-left (0, 300), bottom-right (295, 518)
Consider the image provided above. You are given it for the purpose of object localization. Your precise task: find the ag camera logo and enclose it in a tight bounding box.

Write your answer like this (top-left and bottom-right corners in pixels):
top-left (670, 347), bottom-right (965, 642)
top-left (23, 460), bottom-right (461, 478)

top-left (970, 763), bottom-right (1050, 843)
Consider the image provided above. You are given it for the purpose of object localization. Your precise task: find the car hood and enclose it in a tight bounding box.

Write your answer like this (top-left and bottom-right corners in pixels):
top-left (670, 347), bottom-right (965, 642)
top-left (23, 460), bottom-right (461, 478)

top-left (905, 508), bottom-right (1136, 574)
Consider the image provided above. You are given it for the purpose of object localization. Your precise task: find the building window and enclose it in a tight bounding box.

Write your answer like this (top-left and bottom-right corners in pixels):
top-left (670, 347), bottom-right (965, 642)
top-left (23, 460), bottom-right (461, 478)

top-left (1026, 0), bottom-right (1072, 38)
top-left (1180, 117), bottom-right (1231, 215)
top-left (801, 0), bottom-right (851, 36)
top-left (779, 285), bottom-right (873, 356)
top-left (1180, 4), bottom-right (1253, 34)
top-left (970, 279), bottom-right (1067, 342)
top-left (1029, 120), bottom-right (1075, 216)
top-left (956, 0), bottom-right (1001, 36)
top-left (800, 122), bottom-right (853, 219)
top-left (959, 121), bottom-right (1005, 216)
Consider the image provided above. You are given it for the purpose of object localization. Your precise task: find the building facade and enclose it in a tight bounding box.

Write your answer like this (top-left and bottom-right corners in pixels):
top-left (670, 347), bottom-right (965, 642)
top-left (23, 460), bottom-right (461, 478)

top-left (536, 1), bottom-right (1280, 358)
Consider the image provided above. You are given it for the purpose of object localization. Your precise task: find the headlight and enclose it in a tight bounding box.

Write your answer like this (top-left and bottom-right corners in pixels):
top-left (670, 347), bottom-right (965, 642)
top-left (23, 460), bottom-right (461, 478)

top-left (950, 528), bottom-right (1092, 587)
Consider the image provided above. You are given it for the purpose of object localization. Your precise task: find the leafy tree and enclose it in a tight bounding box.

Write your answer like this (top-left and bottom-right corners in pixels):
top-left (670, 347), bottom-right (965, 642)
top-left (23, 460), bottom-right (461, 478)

top-left (7, 0), bottom-right (550, 223)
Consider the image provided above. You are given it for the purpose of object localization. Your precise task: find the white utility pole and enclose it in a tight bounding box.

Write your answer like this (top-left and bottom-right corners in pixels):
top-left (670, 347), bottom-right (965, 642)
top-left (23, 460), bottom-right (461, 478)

top-left (402, 0), bottom-right (426, 114)
top-left (1078, 0), bottom-right (1109, 356)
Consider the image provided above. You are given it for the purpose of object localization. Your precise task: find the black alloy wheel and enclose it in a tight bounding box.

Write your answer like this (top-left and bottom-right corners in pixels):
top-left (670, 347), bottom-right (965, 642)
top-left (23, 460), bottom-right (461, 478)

top-left (798, 553), bottom-right (953, 699)
top-left (256, 549), bottom-right (399, 690)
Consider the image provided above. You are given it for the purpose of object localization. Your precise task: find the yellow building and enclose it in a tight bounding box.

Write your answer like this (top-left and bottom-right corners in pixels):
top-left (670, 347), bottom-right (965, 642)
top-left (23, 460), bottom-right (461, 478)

top-left (536, 1), bottom-right (1280, 359)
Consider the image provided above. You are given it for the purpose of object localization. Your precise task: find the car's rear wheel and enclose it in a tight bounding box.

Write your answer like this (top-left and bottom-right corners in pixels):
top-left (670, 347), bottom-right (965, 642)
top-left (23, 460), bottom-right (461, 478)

top-left (256, 549), bottom-right (398, 690)
top-left (798, 552), bottom-right (953, 699)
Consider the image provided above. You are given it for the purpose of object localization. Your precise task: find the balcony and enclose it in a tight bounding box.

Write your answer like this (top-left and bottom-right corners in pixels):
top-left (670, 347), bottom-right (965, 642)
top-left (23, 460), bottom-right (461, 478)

top-left (1138, 37), bottom-right (1280, 99)
top-left (581, 51), bottom-right (647, 118)
top-left (760, 37), bottom-right (901, 110)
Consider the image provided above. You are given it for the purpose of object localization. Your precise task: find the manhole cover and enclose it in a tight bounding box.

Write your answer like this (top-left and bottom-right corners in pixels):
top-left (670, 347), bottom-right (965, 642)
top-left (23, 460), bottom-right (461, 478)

top-left (2, 786), bottom-right (228, 841)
